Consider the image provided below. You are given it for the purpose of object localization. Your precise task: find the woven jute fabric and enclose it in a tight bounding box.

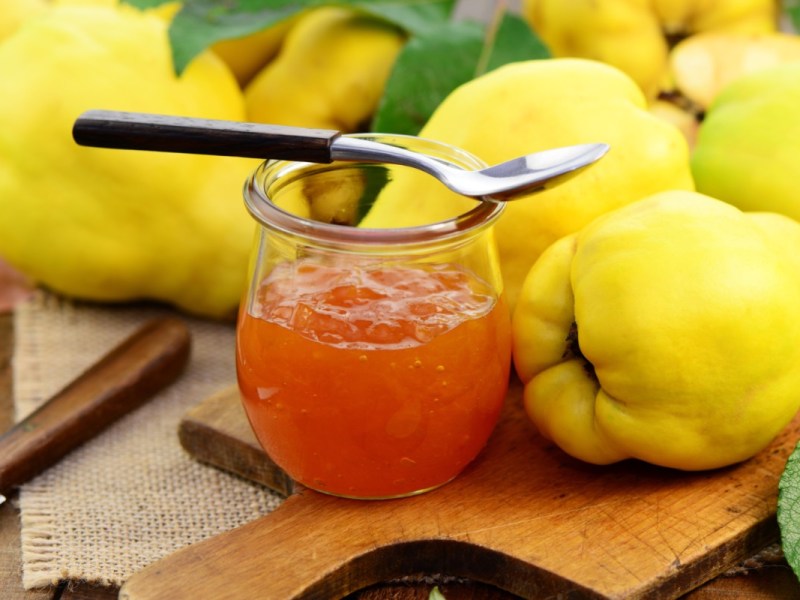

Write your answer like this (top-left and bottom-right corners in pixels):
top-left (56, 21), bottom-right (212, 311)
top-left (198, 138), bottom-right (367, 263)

top-left (13, 291), bottom-right (283, 589)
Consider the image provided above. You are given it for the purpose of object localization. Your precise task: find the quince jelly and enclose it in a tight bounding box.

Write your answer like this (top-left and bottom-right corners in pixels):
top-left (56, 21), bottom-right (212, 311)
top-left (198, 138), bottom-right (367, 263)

top-left (236, 261), bottom-right (511, 499)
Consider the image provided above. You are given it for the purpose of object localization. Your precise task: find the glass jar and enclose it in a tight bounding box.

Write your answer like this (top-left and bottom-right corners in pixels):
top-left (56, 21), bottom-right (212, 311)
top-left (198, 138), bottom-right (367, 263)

top-left (235, 134), bottom-right (511, 500)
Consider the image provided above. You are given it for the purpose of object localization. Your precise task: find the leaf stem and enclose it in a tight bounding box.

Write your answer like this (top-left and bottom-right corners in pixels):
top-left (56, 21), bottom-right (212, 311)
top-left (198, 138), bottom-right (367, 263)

top-left (473, 0), bottom-right (506, 78)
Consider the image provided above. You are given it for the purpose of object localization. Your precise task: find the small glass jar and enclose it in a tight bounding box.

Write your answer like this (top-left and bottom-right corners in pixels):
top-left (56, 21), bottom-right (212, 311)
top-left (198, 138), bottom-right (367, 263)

top-left (235, 134), bottom-right (511, 500)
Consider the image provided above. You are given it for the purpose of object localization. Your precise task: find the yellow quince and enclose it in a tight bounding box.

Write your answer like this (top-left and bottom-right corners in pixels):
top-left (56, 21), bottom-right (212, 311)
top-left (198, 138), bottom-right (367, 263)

top-left (212, 16), bottom-right (297, 87)
top-left (0, 4), bottom-right (258, 319)
top-left (0, 0), bottom-right (46, 42)
top-left (513, 191), bottom-right (800, 470)
top-left (669, 31), bottom-right (800, 112)
top-left (361, 58), bottom-right (694, 312)
top-left (521, 0), bottom-right (778, 99)
top-left (244, 6), bottom-right (406, 131)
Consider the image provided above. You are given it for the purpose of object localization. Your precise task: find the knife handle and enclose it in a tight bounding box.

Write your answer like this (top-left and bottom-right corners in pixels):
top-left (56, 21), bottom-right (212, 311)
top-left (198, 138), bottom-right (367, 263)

top-left (0, 316), bottom-right (191, 494)
top-left (72, 109), bottom-right (341, 162)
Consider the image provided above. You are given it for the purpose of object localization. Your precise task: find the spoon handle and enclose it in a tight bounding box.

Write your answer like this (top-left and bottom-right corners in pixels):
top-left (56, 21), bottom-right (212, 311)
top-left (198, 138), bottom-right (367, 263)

top-left (72, 110), bottom-right (341, 163)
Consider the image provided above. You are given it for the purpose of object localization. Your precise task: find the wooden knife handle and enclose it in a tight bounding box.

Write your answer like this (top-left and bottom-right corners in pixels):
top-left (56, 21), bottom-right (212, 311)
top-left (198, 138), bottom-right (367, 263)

top-left (0, 316), bottom-right (191, 494)
top-left (72, 109), bottom-right (341, 162)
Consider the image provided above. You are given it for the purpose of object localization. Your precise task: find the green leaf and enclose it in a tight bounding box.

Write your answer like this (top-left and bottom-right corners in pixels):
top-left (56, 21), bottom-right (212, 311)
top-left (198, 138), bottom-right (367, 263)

top-left (783, 0), bottom-right (800, 32)
top-left (371, 10), bottom-right (550, 135)
top-left (789, 7), bottom-right (800, 32)
top-left (167, 1), bottom-right (300, 75)
top-left (351, 0), bottom-right (457, 36)
top-left (121, 0), bottom-right (174, 8)
top-left (482, 12), bottom-right (550, 74)
top-left (428, 586), bottom-right (447, 600)
top-left (371, 19), bottom-right (485, 135)
top-left (778, 440), bottom-right (800, 581)
top-left (163, 0), bottom-right (456, 75)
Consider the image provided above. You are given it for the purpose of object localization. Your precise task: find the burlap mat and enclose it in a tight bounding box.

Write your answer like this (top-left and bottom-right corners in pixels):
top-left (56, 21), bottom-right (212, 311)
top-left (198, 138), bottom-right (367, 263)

top-left (12, 291), bottom-right (284, 589)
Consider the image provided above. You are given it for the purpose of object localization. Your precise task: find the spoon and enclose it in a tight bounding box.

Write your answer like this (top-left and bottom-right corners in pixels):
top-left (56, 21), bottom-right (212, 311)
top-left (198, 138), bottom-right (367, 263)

top-left (72, 110), bottom-right (609, 199)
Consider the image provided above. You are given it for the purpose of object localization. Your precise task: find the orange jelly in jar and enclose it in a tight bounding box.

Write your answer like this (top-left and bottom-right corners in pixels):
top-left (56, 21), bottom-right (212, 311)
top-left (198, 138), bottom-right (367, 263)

top-left (237, 262), bottom-right (510, 498)
top-left (236, 134), bottom-right (511, 499)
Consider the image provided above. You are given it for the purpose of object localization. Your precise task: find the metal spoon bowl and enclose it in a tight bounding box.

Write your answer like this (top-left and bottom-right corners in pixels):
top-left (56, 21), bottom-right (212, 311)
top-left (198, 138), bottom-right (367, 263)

top-left (330, 136), bottom-right (609, 199)
top-left (72, 110), bottom-right (609, 200)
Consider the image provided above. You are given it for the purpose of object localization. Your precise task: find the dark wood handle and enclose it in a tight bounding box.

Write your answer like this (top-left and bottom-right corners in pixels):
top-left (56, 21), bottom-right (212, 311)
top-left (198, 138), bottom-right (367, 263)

top-left (0, 317), bottom-right (191, 494)
top-left (72, 110), bottom-right (340, 162)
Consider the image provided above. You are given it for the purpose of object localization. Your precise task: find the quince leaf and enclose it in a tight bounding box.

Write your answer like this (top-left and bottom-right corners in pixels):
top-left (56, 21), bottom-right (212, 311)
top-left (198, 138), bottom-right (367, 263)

top-left (481, 12), bottom-right (550, 74)
top-left (782, 0), bottom-right (800, 31)
top-left (428, 586), bottom-right (447, 600)
top-left (372, 11), bottom-right (549, 135)
top-left (165, 0), bottom-right (298, 75)
top-left (152, 0), bottom-right (456, 75)
top-left (371, 19), bottom-right (485, 136)
top-left (350, 0), bottom-right (457, 36)
top-left (121, 0), bottom-right (170, 7)
top-left (778, 440), bottom-right (800, 580)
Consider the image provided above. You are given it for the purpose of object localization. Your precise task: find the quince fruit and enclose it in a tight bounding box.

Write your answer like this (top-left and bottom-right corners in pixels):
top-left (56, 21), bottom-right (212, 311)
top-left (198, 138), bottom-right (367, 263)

top-left (668, 31), bottom-right (800, 112)
top-left (691, 61), bottom-right (800, 221)
top-left (0, 5), bottom-right (258, 319)
top-left (360, 58), bottom-right (694, 311)
top-left (212, 16), bottom-right (296, 87)
top-left (244, 6), bottom-right (406, 132)
top-left (648, 97), bottom-right (699, 148)
top-left (650, 31), bottom-right (800, 150)
top-left (521, 0), bottom-right (778, 100)
top-left (512, 191), bottom-right (800, 470)
top-left (0, 0), bottom-right (46, 42)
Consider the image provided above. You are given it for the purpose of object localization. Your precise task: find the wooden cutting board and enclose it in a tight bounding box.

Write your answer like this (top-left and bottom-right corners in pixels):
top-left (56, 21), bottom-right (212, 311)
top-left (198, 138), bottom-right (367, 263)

top-left (119, 378), bottom-right (800, 600)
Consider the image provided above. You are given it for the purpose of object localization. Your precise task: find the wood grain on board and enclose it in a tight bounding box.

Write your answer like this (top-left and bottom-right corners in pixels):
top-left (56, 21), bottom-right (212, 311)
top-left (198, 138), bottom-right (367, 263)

top-left (120, 379), bottom-right (800, 600)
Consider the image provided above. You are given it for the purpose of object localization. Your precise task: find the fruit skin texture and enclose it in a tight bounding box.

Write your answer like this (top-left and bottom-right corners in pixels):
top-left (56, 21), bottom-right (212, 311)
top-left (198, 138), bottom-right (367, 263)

top-left (691, 61), bottom-right (800, 222)
top-left (522, 0), bottom-right (777, 100)
top-left (244, 6), bottom-right (406, 132)
top-left (0, 0), bottom-right (46, 42)
top-left (361, 58), bottom-right (694, 312)
top-left (0, 5), bottom-right (259, 319)
top-left (512, 190), bottom-right (800, 470)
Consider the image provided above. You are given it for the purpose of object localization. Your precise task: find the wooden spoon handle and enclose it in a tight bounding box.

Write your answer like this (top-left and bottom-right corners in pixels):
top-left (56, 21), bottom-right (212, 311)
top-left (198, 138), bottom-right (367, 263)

top-left (72, 110), bottom-right (341, 162)
top-left (0, 316), bottom-right (191, 495)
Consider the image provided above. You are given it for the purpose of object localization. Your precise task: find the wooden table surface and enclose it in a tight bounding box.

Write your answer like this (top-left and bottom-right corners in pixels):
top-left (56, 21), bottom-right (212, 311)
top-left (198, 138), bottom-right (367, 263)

top-left (1, 310), bottom-right (800, 600)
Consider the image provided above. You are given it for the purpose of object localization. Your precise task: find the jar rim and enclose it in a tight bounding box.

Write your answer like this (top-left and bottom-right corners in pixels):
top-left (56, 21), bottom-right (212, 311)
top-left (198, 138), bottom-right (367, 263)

top-left (243, 133), bottom-right (505, 249)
